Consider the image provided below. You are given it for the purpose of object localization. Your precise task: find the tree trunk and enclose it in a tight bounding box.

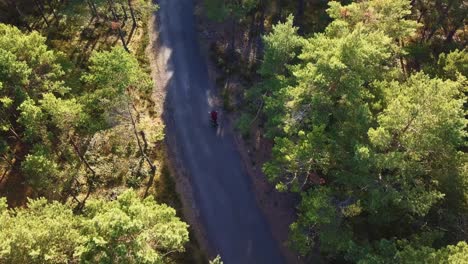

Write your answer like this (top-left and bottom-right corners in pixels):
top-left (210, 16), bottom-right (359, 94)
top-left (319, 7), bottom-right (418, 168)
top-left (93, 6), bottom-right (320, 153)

top-left (108, 0), bottom-right (130, 52)
top-left (127, 0), bottom-right (137, 28)
top-left (91, 0), bottom-right (99, 18)
top-left (399, 39), bottom-right (408, 76)
top-left (426, 0), bottom-right (453, 42)
top-left (8, 127), bottom-right (21, 142)
top-left (86, 0), bottom-right (97, 17)
top-left (1, 153), bottom-right (13, 167)
top-left (277, 0), bottom-right (284, 22)
top-left (141, 131), bottom-right (156, 198)
top-left (125, 97), bottom-right (157, 198)
top-left (125, 0), bottom-right (138, 44)
top-left (126, 101), bottom-right (156, 173)
top-left (78, 182), bottom-right (94, 211)
top-left (69, 138), bottom-right (97, 212)
top-left (445, 16), bottom-right (464, 44)
top-left (33, 0), bottom-right (50, 27)
top-left (10, 1), bottom-right (32, 31)
top-left (69, 138), bottom-right (96, 178)
top-left (445, 28), bottom-right (457, 43)
top-left (295, 0), bottom-right (304, 34)
top-left (45, 0), bottom-right (58, 22)
top-left (126, 23), bottom-right (137, 45)
top-left (121, 4), bottom-right (128, 22)
top-left (425, 26), bottom-right (437, 42)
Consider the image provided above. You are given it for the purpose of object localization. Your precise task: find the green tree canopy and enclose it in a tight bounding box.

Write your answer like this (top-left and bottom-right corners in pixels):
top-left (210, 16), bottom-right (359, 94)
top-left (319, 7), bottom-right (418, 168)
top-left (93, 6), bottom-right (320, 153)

top-left (81, 46), bottom-right (153, 129)
top-left (0, 190), bottom-right (189, 264)
top-left (0, 23), bottom-right (83, 197)
top-left (0, 23), bottom-right (67, 137)
top-left (0, 197), bottom-right (81, 264)
top-left (259, 14), bottom-right (303, 77)
top-left (78, 190), bottom-right (189, 263)
top-left (254, 0), bottom-right (468, 262)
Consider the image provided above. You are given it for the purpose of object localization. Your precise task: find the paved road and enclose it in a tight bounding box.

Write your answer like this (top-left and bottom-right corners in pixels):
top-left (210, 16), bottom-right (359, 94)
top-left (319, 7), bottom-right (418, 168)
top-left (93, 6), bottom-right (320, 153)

top-left (155, 0), bottom-right (285, 263)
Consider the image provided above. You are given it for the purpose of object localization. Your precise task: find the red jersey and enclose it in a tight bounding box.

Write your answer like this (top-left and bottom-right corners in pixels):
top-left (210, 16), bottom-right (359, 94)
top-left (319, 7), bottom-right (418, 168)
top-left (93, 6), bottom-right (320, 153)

top-left (210, 111), bottom-right (218, 121)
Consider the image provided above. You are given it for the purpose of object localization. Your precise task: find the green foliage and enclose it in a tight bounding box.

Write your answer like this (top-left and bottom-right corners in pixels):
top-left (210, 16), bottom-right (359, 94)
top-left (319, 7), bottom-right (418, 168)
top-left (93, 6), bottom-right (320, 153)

top-left (204, 0), bottom-right (228, 22)
top-left (83, 47), bottom-right (152, 94)
top-left (259, 15), bottom-right (304, 77)
top-left (368, 73), bottom-right (466, 215)
top-left (0, 190), bottom-right (189, 264)
top-left (17, 98), bottom-right (45, 140)
top-left (0, 23), bottom-right (82, 198)
top-left (397, 241), bottom-right (468, 264)
top-left (0, 23), bottom-right (67, 99)
top-left (0, 23), bottom-right (66, 134)
top-left (0, 23), bottom-right (160, 200)
top-left (235, 112), bottom-right (253, 138)
top-left (263, 0), bottom-right (410, 191)
top-left (40, 93), bottom-right (85, 131)
top-left (242, 15), bottom-right (303, 139)
top-left (0, 6), bottom-right (186, 263)
top-left (81, 46), bottom-right (153, 128)
top-left (78, 190), bottom-right (189, 263)
top-left (77, 46), bottom-right (161, 189)
top-left (437, 49), bottom-right (468, 79)
top-left (290, 187), bottom-right (339, 255)
top-left (18, 94), bottom-right (85, 140)
top-left (21, 151), bottom-right (61, 193)
top-left (0, 198), bottom-right (81, 264)
top-left (326, 0), bottom-right (418, 40)
top-left (252, 0), bottom-right (468, 262)
top-left (401, 0), bottom-right (466, 71)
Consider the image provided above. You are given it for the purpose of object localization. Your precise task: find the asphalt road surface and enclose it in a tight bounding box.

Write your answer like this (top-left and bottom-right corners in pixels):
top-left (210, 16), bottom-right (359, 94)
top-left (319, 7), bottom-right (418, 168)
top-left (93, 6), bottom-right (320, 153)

top-left (155, 0), bottom-right (286, 263)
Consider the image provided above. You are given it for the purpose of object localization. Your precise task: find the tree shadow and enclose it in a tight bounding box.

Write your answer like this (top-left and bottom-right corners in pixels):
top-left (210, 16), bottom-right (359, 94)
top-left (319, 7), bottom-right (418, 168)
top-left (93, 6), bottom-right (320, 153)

top-left (126, 24), bottom-right (137, 45)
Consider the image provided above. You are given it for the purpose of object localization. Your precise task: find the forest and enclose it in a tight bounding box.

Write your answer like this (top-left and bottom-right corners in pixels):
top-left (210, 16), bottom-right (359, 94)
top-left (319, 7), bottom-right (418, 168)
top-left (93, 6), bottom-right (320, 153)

top-left (0, 0), bottom-right (467, 263)
top-left (0, 0), bottom-right (200, 263)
